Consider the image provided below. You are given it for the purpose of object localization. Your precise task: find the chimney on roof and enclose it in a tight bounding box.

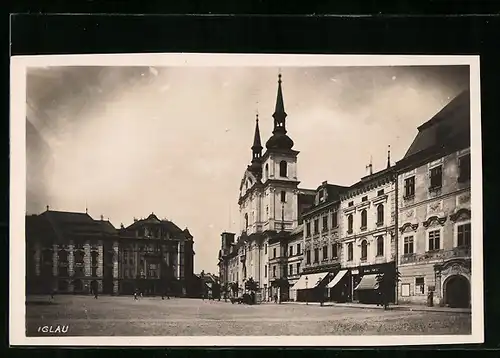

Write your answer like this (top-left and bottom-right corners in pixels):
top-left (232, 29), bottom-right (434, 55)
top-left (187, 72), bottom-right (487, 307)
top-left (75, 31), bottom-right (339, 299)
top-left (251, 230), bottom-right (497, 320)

top-left (134, 217), bottom-right (138, 222)
top-left (365, 156), bottom-right (373, 176)
top-left (46, 205), bottom-right (50, 212)
top-left (120, 223), bottom-right (125, 229)
top-left (387, 145), bottom-right (391, 168)
top-left (100, 215), bottom-right (104, 221)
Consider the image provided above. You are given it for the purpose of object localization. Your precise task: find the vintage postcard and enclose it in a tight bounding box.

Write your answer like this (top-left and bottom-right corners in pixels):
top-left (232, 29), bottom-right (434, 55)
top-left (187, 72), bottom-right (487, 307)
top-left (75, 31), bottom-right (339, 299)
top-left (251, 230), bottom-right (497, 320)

top-left (10, 54), bottom-right (483, 346)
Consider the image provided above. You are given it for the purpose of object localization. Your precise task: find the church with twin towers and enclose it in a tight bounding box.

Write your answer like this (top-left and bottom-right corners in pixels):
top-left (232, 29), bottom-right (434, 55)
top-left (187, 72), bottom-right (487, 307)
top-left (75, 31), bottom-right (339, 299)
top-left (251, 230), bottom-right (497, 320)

top-left (218, 74), bottom-right (317, 301)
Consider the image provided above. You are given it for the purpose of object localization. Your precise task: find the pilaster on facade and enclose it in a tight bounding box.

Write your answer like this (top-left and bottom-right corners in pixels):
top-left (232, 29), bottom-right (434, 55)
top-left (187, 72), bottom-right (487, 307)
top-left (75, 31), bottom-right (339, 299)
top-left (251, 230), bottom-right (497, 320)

top-left (113, 241), bottom-right (119, 279)
top-left (84, 242), bottom-right (91, 277)
top-left (97, 242), bottom-right (104, 278)
top-left (68, 243), bottom-right (75, 277)
top-left (52, 244), bottom-right (58, 276)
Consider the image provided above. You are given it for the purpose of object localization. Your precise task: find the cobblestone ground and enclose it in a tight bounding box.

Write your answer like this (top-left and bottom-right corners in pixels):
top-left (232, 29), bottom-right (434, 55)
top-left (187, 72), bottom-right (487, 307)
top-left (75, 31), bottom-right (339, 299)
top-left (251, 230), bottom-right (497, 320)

top-left (26, 295), bottom-right (471, 336)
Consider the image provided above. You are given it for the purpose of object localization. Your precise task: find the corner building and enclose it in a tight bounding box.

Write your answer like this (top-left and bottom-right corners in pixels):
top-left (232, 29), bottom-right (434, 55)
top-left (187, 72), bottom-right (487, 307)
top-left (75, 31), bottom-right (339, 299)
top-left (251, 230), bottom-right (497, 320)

top-left (396, 91), bottom-right (471, 308)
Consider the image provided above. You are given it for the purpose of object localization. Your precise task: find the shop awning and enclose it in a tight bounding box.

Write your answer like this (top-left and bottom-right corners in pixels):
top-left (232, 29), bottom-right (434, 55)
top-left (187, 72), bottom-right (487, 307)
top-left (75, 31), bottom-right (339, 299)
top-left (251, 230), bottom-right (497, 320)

top-left (326, 270), bottom-right (348, 289)
top-left (290, 272), bottom-right (329, 290)
top-left (354, 273), bottom-right (383, 291)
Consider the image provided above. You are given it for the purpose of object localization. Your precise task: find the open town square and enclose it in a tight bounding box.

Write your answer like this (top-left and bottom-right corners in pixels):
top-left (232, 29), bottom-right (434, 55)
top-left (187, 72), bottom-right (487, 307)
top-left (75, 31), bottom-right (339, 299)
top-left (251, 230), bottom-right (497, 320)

top-left (26, 294), bottom-right (471, 336)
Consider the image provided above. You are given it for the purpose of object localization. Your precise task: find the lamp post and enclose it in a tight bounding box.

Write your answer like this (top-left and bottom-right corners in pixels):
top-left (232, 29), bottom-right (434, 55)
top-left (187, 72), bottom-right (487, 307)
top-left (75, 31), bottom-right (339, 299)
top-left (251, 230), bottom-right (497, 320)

top-left (305, 276), bottom-right (309, 305)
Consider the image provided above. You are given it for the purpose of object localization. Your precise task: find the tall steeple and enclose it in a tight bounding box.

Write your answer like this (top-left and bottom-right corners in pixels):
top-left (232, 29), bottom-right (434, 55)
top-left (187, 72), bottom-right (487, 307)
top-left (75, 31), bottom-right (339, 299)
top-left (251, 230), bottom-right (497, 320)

top-left (273, 73), bottom-right (287, 135)
top-left (251, 114), bottom-right (262, 161)
top-left (266, 73), bottom-right (294, 151)
top-left (248, 114), bottom-right (263, 180)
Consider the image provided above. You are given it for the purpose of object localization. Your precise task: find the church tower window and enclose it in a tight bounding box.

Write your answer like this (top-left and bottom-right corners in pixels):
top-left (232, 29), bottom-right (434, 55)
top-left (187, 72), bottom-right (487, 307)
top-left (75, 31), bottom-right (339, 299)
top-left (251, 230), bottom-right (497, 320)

top-left (280, 191), bottom-right (286, 203)
top-left (265, 163), bottom-right (269, 180)
top-left (279, 161), bottom-right (288, 177)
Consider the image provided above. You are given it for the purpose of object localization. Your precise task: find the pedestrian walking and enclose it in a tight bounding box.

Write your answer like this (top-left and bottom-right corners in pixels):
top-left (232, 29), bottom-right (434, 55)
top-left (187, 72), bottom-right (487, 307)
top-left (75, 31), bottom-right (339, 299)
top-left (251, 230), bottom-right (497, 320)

top-left (134, 290), bottom-right (138, 301)
top-left (94, 290), bottom-right (98, 299)
top-left (274, 294), bottom-right (278, 304)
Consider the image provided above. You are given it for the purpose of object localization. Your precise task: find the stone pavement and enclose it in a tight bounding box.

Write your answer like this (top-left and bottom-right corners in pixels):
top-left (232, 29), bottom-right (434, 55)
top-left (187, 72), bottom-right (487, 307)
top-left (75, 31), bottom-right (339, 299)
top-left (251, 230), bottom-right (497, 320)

top-left (280, 300), bottom-right (471, 314)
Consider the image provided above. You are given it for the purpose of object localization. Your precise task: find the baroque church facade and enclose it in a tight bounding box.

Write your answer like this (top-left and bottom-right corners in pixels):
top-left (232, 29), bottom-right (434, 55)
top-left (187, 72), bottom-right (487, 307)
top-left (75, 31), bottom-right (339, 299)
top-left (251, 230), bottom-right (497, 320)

top-left (218, 74), bottom-right (315, 301)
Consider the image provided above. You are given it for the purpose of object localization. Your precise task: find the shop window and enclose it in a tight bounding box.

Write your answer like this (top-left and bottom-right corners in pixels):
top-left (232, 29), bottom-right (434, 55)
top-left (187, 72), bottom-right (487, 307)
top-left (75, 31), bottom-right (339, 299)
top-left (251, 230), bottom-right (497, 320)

top-left (415, 277), bottom-right (425, 295)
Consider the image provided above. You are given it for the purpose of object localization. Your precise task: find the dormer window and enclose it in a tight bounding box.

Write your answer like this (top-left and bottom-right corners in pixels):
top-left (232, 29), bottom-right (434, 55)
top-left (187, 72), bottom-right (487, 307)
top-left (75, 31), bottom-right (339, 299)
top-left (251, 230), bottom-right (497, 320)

top-left (319, 190), bottom-right (324, 203)
top-left (279, 160), bottom-right (288, 177)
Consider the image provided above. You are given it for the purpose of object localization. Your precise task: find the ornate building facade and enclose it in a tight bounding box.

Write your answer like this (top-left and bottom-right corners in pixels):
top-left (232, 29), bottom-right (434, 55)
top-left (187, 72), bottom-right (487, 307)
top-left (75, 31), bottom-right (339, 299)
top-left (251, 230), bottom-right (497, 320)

top-left (339, 163), bottom-right (398, 304)
top-left (26, 209), bottom-right (196, 296)
top-left (396, 90), bottom-right (471, 308)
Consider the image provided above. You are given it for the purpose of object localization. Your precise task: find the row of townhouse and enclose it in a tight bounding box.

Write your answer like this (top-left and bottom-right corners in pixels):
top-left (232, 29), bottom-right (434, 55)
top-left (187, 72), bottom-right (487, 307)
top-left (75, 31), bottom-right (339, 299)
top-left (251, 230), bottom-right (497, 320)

top-left (217, 74), bottom-right (472, 308)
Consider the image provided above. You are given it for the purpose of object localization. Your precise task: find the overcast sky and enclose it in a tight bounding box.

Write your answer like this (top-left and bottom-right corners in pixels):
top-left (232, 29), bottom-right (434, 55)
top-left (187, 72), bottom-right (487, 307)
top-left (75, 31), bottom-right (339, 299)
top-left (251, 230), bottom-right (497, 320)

top-left (26, 65), bottom-right (469, 273)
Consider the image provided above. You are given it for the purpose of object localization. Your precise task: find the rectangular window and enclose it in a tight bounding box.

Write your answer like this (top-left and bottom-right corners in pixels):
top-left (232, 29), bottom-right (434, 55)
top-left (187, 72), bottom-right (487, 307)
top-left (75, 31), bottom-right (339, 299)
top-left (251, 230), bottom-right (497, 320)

top-left (289, 264), bottom-right (293, 276)
top-left (332, 243), bottom-right (338, 258)
top-left (430, 166), bottom-right (443, 189)
top-left (415, 277), bottom-right (425, 295)
top-left (348, 243), bottom-right (353, 261)
top-left (281, 191), bottom-right (286, 203)
top-left (297, 243), bottom-right (301, 255)
top-left (401, 283), bottom-right (410, 297)
top-left (264, 265), bottom-right (267, 278)
top-left (348, 201), bottom-right (354, 207)
top-left (282, 265), bottom-right (287, 277)
top-left (273, 247), bottom-right (277, 258)
top-left (314, 219), bottom-right (319, 234)
top-left (306, 222), bottom-right (311, 237)
top-left (376, 237), bottom-right (384, 256)
top-left (404, 176), bottom-right (415, 198)
top-left (377, 189), bottom-right (385, 196)
top-left (273, 266), bottom-right (276, 278)
top-left (404, 236), bottom-right (414, 254)
top-left (289, 246), bottom-right (293, 257)
top-left (428, 230), bottom-right (441, 251)
top-left (314, 248), bottom-right (319, 263)
top-left (296, 263), bottom-right (300, 274)
top-left (331, 211), bottom-right (338, 228)
top-left (59, 266), bottom-right (68, 277)
top-left (362, 196), bottom-right (368, 202)
top-left (306, 250), bottom-right (311, 264)
top-left (458, 154), bottom-right (471, 182)
top-left (457, 223), bottom-right (471, 247)
top-left (322, 245), bottom-right (328, 260)
top-left (91, 267), bottom-right (97, 277)
top-left (264, 244), bottom-right (267, 255)
top-left (322, 216), bottom-right (328, 231)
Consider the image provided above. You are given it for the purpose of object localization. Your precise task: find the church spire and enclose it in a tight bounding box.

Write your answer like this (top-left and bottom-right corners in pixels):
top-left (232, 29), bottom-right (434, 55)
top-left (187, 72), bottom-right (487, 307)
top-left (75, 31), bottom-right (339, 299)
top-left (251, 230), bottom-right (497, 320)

top-left (266, 73), bottom-right (294, 151)
top-left (387, 145), bottom-right (391, 168)
top-left (251, 114), bottom-right (262, 160)
top-left (272, 73), bottom-right (287, 135)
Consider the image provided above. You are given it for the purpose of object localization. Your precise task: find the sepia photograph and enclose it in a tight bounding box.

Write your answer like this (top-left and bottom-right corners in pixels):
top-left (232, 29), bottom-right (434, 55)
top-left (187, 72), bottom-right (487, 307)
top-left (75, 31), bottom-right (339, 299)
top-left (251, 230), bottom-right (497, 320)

top-left (10, 54), bottom-right (483, 346)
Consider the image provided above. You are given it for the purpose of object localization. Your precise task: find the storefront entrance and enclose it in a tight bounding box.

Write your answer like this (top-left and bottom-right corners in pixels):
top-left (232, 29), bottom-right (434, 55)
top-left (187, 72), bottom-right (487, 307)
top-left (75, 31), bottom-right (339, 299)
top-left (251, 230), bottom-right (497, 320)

top-left (444, 275), bottom-right (470, 308)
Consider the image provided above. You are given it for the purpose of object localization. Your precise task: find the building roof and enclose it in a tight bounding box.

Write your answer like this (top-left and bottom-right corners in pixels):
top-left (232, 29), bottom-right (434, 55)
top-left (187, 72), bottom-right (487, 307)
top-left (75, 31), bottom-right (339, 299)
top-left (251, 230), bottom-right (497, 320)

top-left (27, 209), bottom-right (118, 243)
top-left (399, 90), bottom-right (470, 168)
top-left (121, 213), bottom-right (192, 240)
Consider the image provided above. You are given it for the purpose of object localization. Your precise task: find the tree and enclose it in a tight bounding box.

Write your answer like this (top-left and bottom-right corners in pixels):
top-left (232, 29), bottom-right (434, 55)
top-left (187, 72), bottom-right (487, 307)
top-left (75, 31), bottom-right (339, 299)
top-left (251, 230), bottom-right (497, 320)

top-left (376, 269), bottom-right (401, 310)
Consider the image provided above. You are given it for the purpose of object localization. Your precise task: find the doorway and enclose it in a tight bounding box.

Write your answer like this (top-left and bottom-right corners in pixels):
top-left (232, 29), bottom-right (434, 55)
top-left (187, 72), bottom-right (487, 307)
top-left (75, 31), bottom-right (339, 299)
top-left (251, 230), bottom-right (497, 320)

top-left (444, 275), bottom-right (470, 308)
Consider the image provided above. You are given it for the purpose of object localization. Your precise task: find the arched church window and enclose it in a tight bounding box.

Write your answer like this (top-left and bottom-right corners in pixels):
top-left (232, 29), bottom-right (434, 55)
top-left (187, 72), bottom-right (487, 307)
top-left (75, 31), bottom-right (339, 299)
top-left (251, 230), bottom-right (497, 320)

top-left (279, 161), bottom-right (288, 177)
top-left (265, 163), bottom-right (269, 180)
